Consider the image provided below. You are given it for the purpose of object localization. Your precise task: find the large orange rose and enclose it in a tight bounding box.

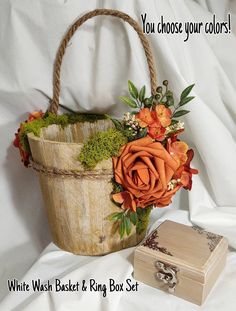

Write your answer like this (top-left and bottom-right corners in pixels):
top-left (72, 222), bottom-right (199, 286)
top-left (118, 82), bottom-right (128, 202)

top-left (112, 137), bottom-right (181, 211)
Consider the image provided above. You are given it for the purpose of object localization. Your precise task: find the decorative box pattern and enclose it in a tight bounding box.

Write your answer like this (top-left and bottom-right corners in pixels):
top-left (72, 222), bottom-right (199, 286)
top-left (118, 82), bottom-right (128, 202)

top-left (134, 220), bottom-right (228, 305)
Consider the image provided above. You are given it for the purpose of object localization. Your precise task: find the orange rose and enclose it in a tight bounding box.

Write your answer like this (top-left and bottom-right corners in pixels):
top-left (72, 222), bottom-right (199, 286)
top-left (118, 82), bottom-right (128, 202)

top-left (112, 137), bottom-right (180, 210)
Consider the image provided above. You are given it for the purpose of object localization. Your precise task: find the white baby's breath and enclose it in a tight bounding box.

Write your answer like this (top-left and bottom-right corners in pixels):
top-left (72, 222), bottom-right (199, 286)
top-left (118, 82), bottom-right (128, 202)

top-left (166, 121), bottom-right (184, 135)
top-left (167, 179), bottom-right (181, 191)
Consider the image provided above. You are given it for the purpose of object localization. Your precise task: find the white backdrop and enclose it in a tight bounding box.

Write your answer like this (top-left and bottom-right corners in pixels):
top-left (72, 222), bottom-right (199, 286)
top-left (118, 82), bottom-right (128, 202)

top-left (0, 0), bottom-right (236, 310)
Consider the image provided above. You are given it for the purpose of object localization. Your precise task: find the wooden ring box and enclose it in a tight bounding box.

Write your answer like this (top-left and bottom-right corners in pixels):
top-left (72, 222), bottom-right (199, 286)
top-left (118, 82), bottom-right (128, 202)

top-left (134, 220), bottom-right (228, 305)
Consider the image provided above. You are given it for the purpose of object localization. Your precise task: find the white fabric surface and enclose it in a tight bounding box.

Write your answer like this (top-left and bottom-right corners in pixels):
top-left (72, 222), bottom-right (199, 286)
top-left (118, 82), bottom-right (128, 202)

top-left (0, 0), bottom-right (236, 310)
top-left (1, 210), bottom-right (236, 311)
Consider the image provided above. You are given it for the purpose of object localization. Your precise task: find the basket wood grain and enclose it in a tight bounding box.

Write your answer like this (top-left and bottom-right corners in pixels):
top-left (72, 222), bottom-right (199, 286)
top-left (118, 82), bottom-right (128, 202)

top-left (28, 120), bottom-right (145, 255)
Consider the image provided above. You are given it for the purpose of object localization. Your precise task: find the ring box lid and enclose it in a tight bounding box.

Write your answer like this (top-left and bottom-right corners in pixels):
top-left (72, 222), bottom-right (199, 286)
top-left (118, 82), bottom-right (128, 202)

top-left (137, 220), bottom-right (228, 284)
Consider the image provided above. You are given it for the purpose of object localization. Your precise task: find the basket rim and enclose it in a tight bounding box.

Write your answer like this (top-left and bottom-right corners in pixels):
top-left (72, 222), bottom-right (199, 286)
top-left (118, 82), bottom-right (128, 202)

top-left (27, 132), bottom-right (84, 146)
top-left (27, 119), bottom-right (112, 146)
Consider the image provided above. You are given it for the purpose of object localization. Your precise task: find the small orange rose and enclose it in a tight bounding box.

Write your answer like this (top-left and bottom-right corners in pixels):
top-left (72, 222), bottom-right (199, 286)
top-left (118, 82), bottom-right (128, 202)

top-left (112, 137), bottom-right (180, 209)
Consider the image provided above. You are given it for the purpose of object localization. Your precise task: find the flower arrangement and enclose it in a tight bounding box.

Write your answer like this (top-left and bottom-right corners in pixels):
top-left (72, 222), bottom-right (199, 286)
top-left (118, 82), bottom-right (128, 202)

top-left (105, 80), bottom-right (198, 238)
top-left (14, 80), bottom-right (198, 239)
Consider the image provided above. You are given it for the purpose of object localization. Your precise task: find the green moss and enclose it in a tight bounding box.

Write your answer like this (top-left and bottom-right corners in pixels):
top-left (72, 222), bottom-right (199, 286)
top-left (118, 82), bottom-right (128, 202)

top-left (43, 112), bottom-right (106, 127)
top-left (20, 118), bottom-right (46, 152)
top-left (136, 207), bottom-right (152, 234)
top-left (19, 112), bottom-right (107, 153)
top-left (67, 113), bottom-right (106, 124)
top-left (78, 128), bottom-right (127, 169)
top-left (44, 113), bottom-right (69, 127)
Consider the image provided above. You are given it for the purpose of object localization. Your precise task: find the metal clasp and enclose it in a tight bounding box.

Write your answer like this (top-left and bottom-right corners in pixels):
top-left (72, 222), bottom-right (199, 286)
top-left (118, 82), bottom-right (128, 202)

top-left (155, 261), bottom-right (179, 293)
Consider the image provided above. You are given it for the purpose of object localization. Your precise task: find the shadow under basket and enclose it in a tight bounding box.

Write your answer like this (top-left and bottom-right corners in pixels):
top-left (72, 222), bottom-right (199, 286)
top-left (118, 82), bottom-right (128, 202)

top-left (28, 119), bottom-right (146, 255)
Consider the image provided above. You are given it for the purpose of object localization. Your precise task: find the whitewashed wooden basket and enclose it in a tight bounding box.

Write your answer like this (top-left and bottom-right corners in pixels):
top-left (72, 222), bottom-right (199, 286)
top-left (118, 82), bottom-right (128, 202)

top-left (28, 9), bottom-right (158, 255)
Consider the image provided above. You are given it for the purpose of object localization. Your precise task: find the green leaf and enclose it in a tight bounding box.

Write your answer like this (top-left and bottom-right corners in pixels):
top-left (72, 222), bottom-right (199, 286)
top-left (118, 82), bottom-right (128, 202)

top-left (125, 217), bottom-right (132, 235)
top-left (119, 96), bottom-right (137, 108)
top-left (171, 119), bottom-right (179, 125)
top-left (119, 217), bottom-right (125, 239)
top-left (43, 110), bottom-right (50, 119)
top-left (136, 127), bottom-right (147, 139)
top-left (107, 212), bottom-right (123, 221)
top-left (136, 207), bottom-right (152, 234)
top-left (173, 110), bottom-right (190, 118)
top-left (139, 86), bottom-right (146, 102)
top-left (130, 212), bottom-right (138, 225)
top-left (179, 96), bottom-right (195, 106)
top-left (166, 90), bottom-right (173, 97)
top-left (128, 80), bottom-right (138, 99)
top-left (166, 99), bottom-right (174, 107)
top-left (111, 119), bottom-right (123, 131)
top-left (180, 84), bottom-right (195, 100)
top-left (149, 95), bottom-right (154, 102)
top-left (143, 98), bottom-right (152, 108)
top-left (105, 114), bottom-right (123, 130)
top-left (144, 96), bottom-right (154, 108)
top-left (165, 90), bottom-right (174, 107)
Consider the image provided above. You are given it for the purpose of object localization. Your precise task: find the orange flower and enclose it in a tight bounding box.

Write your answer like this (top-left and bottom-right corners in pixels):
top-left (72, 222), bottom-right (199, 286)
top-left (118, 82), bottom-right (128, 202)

top-left (148, 121), bottom-right (166, 141)
top-left (13, 110), bottom-right (44, 167)
top-left (135, 106), bottom-right (172, 142)
top-left (13, 128), bottom-right (30, 167)
top-left (136, 108), bottom-right (155, 128)
top-left (155, 104), bottom-right (172, 127)
top-left (112, 137), bottom-right (180, 209)
top-left (174, 149), bottom-right (198, 190)
top-left (28, 110), bottom-right (44, 121)
top-left (167, 139), bottom-right (188, 166)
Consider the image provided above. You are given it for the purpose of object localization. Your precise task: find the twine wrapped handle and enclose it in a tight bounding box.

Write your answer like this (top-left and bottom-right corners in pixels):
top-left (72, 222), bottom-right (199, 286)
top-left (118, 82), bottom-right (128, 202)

top-left (49, 8), bottom-right (158, 114)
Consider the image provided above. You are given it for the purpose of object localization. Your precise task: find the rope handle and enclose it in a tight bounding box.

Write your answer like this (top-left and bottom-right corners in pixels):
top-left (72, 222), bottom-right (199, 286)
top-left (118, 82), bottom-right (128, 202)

top-left (48, 8), bottom-right (158, 114)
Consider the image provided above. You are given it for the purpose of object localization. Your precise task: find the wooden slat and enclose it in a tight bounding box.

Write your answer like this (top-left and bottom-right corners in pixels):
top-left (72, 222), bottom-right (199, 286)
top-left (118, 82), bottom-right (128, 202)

top-left (28, 120), bottom-right (145, 255)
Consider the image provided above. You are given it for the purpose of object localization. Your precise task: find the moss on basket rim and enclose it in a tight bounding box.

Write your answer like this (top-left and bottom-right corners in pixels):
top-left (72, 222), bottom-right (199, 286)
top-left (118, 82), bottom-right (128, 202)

top-left (19, 112), bottom-right (107, 153)
top-left (78, 128), bottom-right (127, 169)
